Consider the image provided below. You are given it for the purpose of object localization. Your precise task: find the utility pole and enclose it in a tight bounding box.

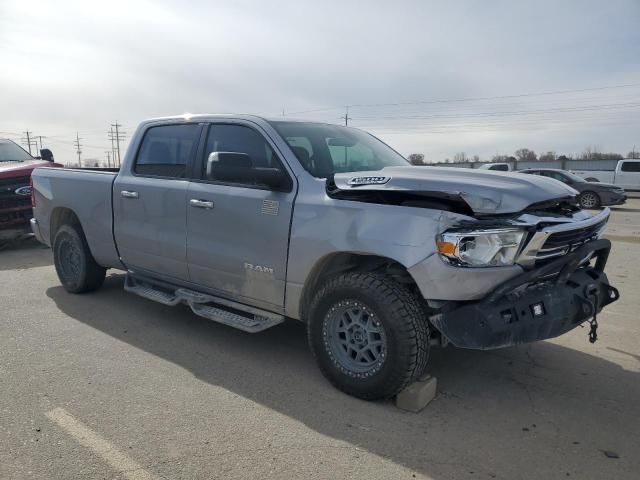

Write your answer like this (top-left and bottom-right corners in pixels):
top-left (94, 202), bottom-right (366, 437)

top-left (73, 132), bottom-right (82, 168)
top-left (108, 126), bottom-right (116, 166)
top-left (21, 130), bottom-right (36, 155)
top-left (36, 135), bottom-right (46, 152)
top-left (109, 122), bottom-right (126, 167)
top-left (341, 106), bottom-right (351, 126)
top-left (104, 151), bottom-right (111, 168)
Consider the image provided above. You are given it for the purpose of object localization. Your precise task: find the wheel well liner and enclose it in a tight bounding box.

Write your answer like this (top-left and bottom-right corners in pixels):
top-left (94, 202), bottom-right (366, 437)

top-left (299, 252), bottom-right (420, 320)
top-left (50, 207), bottom-right (81, 244)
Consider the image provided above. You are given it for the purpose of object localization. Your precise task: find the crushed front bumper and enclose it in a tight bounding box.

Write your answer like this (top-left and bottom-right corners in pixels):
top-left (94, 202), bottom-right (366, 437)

top-left (429, 239), bottom-right (619, 350)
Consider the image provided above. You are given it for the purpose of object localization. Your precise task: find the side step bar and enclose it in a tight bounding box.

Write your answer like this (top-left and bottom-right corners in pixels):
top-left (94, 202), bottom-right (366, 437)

top-left (124, 274), bottom-right (284, 333)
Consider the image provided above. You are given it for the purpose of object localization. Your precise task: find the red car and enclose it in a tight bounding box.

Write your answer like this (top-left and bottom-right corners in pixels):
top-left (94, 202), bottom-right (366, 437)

top-left (0, 139), bottom-right (61, 241)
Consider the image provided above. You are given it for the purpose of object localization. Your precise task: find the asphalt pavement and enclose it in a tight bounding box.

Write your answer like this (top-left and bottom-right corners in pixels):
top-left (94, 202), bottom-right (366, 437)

top-left (1, 201), bottom-right (639, 479)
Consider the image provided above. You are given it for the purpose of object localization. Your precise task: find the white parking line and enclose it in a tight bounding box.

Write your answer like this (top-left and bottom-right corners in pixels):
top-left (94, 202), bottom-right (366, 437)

top-left (46, 407), bottom-right (158, 480)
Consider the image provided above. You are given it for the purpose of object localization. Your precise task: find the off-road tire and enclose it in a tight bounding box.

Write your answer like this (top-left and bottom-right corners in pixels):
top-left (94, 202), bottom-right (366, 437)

top-left (307, 272), bottom-right (430, 400)
top-left (579, 191), bottom-right (601, 209)
top-left (53, 224), bottom-right (106, 293)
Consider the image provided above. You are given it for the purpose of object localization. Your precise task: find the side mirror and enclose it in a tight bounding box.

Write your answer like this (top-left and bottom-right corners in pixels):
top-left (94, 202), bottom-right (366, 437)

top-left (206, 151), bottom-right (252, 180)
top-left (206, 152), bottom-right (290, 191)
top-left (40, 149), bottom-right (54, 162)
top-left (252, 167), bottom-right (290, 191)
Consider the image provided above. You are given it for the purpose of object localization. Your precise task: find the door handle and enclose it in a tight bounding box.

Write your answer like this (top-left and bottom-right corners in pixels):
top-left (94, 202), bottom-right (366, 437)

top-left (189, 199), bottom-right (214, 209)
top-left (121, 190), bottom-right (139, 199)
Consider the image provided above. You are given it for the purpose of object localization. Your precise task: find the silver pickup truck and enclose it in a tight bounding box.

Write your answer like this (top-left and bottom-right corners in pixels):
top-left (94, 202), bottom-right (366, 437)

top-left (31, 114), bottom-right (619, 400)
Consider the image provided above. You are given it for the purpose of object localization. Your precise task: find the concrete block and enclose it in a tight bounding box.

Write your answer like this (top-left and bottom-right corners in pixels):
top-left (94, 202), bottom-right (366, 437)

top-left (395, 376), bottom-right (437, 412)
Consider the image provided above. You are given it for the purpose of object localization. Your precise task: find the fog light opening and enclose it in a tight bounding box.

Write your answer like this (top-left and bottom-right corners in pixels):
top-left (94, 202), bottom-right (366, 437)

top-left (531, 302), bottom-right (545, 317)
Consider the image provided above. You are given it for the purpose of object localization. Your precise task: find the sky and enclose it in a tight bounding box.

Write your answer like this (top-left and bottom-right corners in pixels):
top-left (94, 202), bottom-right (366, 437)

top-left (1, 0), bottom-right (639, 165)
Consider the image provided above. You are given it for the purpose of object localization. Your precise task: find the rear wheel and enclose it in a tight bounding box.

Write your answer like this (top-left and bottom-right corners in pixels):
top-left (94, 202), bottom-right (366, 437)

top-left (307, 272), bottom-right (429, 400)
top-left (579, 191), bottom-right (601, 209)
top-left (53, 225), bottom-right (106, 293)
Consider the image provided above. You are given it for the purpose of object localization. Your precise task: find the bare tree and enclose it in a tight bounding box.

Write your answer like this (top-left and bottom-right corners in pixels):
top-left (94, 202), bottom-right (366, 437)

top-left (580, 147), bottom-right (623, 160)
top-left (453, 152), bottom-right (467, 163)
top-left (514, 148), bottom-right (537, 162)
top-left (539, 151), bottom-right (557, 162)
top-left (408, 153), bottom-right (425, 165)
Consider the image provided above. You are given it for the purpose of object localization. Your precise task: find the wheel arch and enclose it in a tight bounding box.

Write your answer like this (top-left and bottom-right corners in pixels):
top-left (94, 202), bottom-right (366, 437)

top-left (298, 251), bottom-right (422, 321)
top-left (50, 207), bottom-right (83, 244)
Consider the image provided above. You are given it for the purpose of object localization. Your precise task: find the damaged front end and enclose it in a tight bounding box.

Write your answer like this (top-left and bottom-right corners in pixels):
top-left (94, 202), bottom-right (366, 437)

top-left (328, 168), bottom-right (620, 349)
top-left (429, 239), bottom-right (619, 349)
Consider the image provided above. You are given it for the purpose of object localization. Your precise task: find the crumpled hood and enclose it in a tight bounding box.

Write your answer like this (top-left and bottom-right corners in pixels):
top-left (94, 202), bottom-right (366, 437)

top-left (333, 166), bottom-right (579, 214)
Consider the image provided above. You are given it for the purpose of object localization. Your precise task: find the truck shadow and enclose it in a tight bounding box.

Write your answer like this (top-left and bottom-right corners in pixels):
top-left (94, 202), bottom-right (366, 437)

top-left (0, 238), bottom-right (53, 271)
top-left (46, 274), bottom-right (640, 479)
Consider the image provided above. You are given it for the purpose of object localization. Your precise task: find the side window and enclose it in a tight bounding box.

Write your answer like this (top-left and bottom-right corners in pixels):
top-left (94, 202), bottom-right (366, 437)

top-left (135, 124), bottom-right (200, 178)
top-left (621, 161), bottom-right (640, 172)
top-left (490, 164), bottom-right (509, 171)
top-left (204, 124), bottom-right (285, 186)
top-left (544, 171), bottom-right (570, 183)
top-left (285, 136), bottom-right (315, 173)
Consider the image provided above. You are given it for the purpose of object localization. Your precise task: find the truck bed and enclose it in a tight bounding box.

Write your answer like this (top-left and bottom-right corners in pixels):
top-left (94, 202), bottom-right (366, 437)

top-left (31, 167), bottom-right (122, 268)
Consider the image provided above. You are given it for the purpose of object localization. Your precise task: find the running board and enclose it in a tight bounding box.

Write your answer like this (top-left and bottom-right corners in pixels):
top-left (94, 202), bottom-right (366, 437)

top-left (124, 274), bottom-right (284, 333)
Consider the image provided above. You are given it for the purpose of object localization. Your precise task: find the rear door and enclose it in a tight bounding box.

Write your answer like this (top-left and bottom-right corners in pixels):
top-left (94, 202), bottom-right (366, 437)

top-left (616, 160), bottom-right (640, 190)
top-left (113, 123), bottom-right (202, 280)
top-left (186, 121), bottom-right (296, 310)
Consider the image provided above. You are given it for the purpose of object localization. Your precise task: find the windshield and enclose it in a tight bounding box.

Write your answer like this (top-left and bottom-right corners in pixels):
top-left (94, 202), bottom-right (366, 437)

top-left (561, 171), bottom-right (586, 183)
top-left (270, 121), bottom-right (409, 178)
top-left (0, 140), bottom-right (33, 162)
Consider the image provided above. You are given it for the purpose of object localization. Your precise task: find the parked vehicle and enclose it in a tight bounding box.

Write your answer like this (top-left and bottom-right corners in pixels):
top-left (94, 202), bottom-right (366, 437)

top-left (0, 139), bottom-right (61, 241)
top-left (477, 162), bottom-right (511, 171)
top-left (519, 168), bottom-right (626, 209)
top-left (31, 115), bottom-right (619, 400)
top-left (571, 159), bottom-right (640, 191)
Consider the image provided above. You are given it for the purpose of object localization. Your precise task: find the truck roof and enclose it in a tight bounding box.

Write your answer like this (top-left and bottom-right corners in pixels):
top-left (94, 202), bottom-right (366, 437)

top-left (140, 113), bottom-right (343, 127)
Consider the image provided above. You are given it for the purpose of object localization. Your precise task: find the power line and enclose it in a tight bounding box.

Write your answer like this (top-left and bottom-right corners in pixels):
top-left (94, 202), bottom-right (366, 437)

top-left (351, 101), bottom-right (640, 122)
top-left (285, 81), bottom-right (640, 115)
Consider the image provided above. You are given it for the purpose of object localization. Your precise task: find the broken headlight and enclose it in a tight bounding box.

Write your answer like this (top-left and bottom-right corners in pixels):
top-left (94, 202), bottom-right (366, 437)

top-left (437, 228), bottom-right (526, 267)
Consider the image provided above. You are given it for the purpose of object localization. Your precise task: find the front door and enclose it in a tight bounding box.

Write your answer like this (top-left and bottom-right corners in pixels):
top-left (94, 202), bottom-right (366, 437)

top-left (186, 122), bottom-right (295, 310)
top-left (113, 123), bottom-right (202, 281)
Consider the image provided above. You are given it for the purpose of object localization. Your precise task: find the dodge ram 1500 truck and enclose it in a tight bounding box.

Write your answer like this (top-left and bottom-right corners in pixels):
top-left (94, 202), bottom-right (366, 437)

top-left (31, 114), bottom-right (620, 400)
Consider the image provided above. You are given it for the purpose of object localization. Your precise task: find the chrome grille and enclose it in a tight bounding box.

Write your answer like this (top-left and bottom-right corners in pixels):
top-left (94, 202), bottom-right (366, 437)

top-left (516, 208), bottom-right (610, 268)
top-left (0, 176), bottom-right (32, 227)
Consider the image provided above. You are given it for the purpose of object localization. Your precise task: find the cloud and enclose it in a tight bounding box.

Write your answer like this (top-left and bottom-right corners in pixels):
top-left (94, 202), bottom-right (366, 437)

top-left (1, 0), bottom-right (639, 163)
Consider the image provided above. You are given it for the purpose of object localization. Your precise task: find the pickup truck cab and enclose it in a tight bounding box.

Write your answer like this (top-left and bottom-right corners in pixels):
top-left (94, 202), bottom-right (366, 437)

top-left (31, 115), bottom-right (619, 400)
top-left (571, 159), bottom-right (640, 191)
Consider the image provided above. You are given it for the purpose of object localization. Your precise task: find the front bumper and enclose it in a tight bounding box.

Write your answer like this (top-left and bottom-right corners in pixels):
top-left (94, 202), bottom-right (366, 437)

top-left (429, 239), bottom-right (619, 350)
top-left (599, 191), bottom-right (626, 206)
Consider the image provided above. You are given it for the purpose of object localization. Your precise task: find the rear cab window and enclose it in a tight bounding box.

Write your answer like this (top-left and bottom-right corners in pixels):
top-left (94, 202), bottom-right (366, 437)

top-left (134, 124), bottom-right (201, 178)
top-left (620, 161), bottom-right (640, 172)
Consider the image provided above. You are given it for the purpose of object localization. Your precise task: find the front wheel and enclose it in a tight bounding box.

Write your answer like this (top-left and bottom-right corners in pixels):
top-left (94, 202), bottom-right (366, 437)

top-left (307, 272), bottom-right (430, 400)
top-left (53, 225), bottom-right (106, 293)
top-left (579, 191), bottom-right (601, 209)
